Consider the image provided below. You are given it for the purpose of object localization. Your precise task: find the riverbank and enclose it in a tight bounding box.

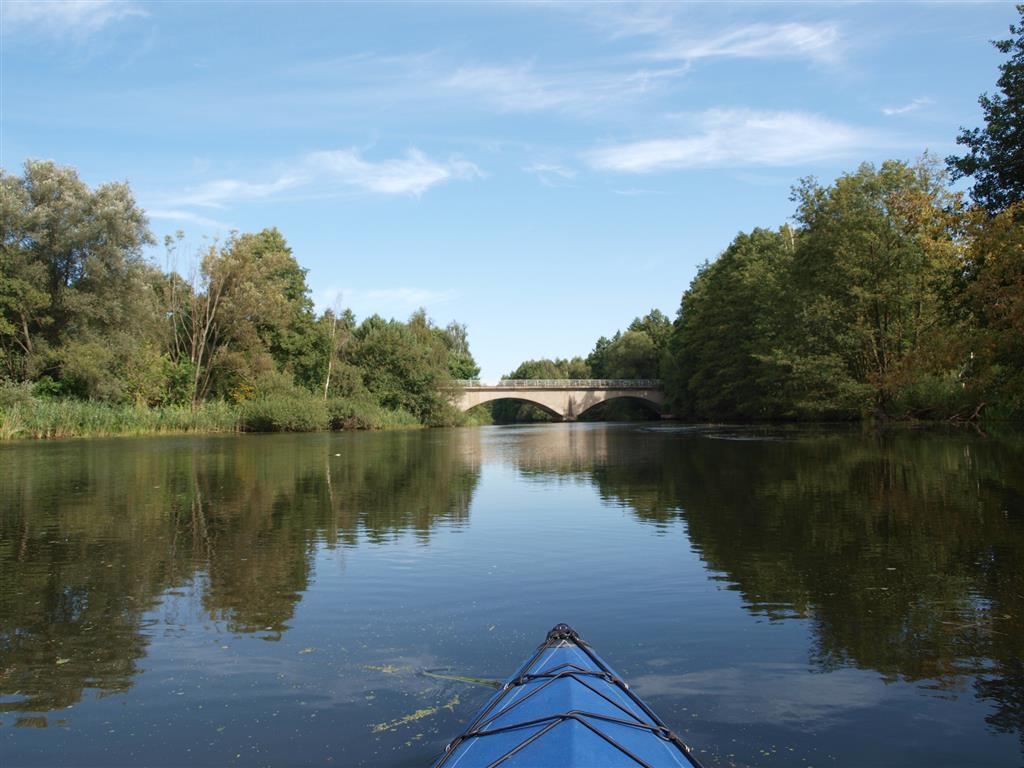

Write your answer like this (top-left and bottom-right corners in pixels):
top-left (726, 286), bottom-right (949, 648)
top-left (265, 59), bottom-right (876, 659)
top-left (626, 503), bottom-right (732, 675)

top-left (0, 395), bottom-right (425, 440)
top-left (3, 392), bottom-right (1012, 441)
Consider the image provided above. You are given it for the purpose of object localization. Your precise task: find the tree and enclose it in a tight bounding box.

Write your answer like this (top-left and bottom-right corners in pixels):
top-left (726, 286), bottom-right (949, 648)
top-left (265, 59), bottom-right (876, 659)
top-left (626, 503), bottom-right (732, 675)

top-left (601, 330), bottom-right (658, 379)
top-left (504, 357), bottom-right (590, 380)
top-left (665, 228), bottom-right (793, 419)
top-left (627, 309), bottom-right (672, 353)
top-left (349, 311), bottom-right (457, 424)
top-left (437, 320), bottom-right (481, 380)
top-left (948, 5), bottom-right (1024, 213)
top-left (165, 229), bottom-right (320, 406)
top-left (783, 158), bottom-right (963, 416)
top-left (241, 228), bottom-right (321, 390)
top-left (586, 335), bottom-right (614, 378)
top-left (587, 310), bottom-right (671, 381)
top-left (959, 202), bottom-right (1024, 415)
top-left (1, 160), bottom-right (159, 398)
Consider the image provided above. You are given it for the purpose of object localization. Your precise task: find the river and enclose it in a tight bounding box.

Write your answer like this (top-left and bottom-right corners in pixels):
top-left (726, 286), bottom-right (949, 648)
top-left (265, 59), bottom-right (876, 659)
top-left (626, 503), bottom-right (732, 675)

top-left (1, 423), bottom-right (1022, 767)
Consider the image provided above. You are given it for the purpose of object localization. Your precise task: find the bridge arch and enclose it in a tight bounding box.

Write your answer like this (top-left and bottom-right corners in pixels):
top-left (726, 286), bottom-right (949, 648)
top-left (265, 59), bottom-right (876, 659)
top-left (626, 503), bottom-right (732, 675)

top-left (574, 394), bottom-right (664, 420)
top-left (454, 380), bottom-right (666, 422)
top-left (464, 394), bottom-right (563, 421)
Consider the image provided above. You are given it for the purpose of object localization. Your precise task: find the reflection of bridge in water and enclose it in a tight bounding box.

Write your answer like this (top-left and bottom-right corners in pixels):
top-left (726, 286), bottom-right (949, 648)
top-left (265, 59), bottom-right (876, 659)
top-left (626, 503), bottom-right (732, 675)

top-left (453, 379), bottom-right (666, 421)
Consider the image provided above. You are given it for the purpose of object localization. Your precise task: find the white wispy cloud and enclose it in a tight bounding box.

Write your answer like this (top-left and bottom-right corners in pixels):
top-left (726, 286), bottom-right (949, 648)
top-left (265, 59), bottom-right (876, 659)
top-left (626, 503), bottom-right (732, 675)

top-left (882, 97), bottom-right (932, 116)
top-left (1, 0), bottom-right (145, 38)
top-left (651, 23), bottom-right (842, 64)
top-left (147, 209), bottom-right (233, 230)
top-left (437, 19), bottom-right (840, 117)
top-left (585, 109), bottom-right (872, 173)
top-left (170, 175), bottom-right (305, 209)
top-left (443, 63), bottom-right (684, 114)
top-left (594, 5), bottom-right (678, 39)
top-left (559, 4), bottom-right (842, 65)
top-left (524, 162), bottom-right (577, 186)
top-left (165, 148), bottom-right (481, 210)
top-left (307, 148), bottom-right (481, 196)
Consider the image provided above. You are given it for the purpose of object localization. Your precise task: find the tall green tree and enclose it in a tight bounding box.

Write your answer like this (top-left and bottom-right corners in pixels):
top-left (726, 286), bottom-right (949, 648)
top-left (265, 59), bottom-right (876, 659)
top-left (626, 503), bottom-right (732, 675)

top-left (166, 228), bottom-right (320, 405)
top-left (350, 311), bottom-right (458, 424)
top-left (586, 335), bottom-right (615, 378)
top-left (1, 160), bottom-right (160, 399)
top-left (627, 309), bottom-right (672, 353)
top-left (243, 228), bottom-right (322, 390)
top-left (587, 310), bottom-right (671, 380)
top-left (948, 5), bottom-right (1024, 213)
top-left (600, 331), bottom-right (658, 379)
top-left (782, 158), bottom-right (963, 416)
top-left (436, 320), bottom-right (481, 380)
top-left (959, 202), bottom-right (1024, 415)
top-left (665, 228), bottom-right (793, 419)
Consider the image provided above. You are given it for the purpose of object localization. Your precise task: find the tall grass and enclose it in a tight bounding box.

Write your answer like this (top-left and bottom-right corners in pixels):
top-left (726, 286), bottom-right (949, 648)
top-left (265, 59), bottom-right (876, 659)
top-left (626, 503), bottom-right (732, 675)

top-left (0, 391), bottom-right (426, 440)
top-left (1, 399), bottom-right (241, 440)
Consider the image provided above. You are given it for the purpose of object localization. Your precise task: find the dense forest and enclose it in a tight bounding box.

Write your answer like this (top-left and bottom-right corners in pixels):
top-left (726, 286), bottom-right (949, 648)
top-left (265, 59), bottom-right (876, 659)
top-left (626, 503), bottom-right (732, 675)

top-left (500, 10), bottom-right (1024, 423)
top-left (2, 8), bottom-right (1022, 435)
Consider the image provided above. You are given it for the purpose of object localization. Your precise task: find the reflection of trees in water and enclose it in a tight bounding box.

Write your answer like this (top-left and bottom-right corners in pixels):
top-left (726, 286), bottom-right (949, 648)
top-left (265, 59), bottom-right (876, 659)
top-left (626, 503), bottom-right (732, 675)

top-left (584, 427), bottom-right (1024, 749)
top-left (0, 431), bottom-right (479, 714)
top-left (3, 424), bottom-right (1021, 745)
top-left (482, 424), bottom-right (1023, 746)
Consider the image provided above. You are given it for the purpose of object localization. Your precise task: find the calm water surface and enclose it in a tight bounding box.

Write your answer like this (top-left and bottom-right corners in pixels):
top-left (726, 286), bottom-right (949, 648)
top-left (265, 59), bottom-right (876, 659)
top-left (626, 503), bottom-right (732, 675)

top-left (1, 424), bottom-right (1023, 767)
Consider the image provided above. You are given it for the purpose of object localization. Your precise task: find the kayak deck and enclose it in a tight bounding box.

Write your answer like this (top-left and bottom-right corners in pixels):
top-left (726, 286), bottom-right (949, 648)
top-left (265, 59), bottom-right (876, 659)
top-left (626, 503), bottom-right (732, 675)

top-left (434, 624), bottom-right (703, 767)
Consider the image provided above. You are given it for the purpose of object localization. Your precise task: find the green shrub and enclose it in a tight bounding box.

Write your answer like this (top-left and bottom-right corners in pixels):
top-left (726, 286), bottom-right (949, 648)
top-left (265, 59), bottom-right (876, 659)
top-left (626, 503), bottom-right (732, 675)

top-left (240, 392), bottom-right (328, 432)
top-left (376, 407), bottom-right (422, 429)
top-left (327, 395), bottom-right (420, 430)
top-left (0, 381), bottom-right (36, 411)
top-left (460, 406), bottom-right (493, 426)
top-left (889, 373), bottom-right (980, 420)
top-left (424, 401), bottom-right (464, 427)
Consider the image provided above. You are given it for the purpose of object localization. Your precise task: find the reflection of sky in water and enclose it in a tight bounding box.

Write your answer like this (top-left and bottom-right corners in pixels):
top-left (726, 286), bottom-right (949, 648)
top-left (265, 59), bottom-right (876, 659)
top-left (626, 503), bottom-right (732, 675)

top-left (1, 425), bottom-right (1022, 767)
top-left (634, 665), bottom-right (885, 726)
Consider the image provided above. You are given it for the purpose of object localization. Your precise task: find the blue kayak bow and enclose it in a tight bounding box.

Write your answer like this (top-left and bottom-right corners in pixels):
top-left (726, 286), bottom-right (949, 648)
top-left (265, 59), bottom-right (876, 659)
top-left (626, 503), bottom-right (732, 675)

top-left (434, 624), bottom-right (704, 767)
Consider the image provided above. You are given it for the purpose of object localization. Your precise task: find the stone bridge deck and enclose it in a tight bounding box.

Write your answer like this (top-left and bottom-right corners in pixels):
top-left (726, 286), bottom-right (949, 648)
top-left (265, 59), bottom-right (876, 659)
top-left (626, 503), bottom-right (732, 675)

top-left (453, 379), bottom-right (665, 421)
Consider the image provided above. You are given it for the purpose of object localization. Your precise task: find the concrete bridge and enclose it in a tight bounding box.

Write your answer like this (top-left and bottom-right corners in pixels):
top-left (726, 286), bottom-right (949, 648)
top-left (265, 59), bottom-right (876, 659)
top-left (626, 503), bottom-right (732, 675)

top-left (453, 379), bottom-right (666, 421)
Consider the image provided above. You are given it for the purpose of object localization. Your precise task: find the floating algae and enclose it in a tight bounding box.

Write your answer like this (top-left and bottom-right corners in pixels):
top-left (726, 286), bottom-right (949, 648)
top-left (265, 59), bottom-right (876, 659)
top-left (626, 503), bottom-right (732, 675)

top-left (363, 664), bottom-right (499, 687)
top-left (420, 669), bottom-right (502, 688)
top-left (369, 694), bottom-right (460, 734)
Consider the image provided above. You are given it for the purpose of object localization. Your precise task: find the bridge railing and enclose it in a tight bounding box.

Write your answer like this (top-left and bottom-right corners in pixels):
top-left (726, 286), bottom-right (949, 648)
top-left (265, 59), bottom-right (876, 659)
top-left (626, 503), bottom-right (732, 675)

top-left (453, 379), bottom-right (663, 389)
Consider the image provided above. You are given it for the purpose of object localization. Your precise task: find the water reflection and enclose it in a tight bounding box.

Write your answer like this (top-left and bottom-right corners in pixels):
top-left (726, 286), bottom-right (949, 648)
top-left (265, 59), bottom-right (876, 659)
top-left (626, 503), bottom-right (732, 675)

top-left (0, 432), bottom-right (480, 716)
top-left (0, 424), bottom-right (1022, 763)
top-left (496, 425), bottom-right (1024, 749)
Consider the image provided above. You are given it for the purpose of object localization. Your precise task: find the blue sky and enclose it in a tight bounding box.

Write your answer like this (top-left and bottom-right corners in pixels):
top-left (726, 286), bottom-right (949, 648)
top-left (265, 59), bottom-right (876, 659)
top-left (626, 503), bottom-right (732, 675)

top-left (1, 1), bottom-right (1013, 379)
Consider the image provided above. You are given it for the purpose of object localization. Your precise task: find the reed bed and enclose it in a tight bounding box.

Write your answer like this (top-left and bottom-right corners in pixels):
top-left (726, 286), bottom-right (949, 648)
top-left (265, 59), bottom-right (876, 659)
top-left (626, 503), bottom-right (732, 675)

top-left (0, 400), bottom-right (242, 440)
top-left (0, 396), bottom-right (429, 440)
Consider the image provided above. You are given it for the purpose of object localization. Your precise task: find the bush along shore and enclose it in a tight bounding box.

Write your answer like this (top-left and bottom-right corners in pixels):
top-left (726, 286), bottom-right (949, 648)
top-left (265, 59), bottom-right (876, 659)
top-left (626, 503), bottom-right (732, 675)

top-left (0, 384), bottom-right (429, 440)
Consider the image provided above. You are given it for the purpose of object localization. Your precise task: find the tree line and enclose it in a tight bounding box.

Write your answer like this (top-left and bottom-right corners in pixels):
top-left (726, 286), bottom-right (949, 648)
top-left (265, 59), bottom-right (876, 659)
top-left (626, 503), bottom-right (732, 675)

top-left (3, 7), bottom-right (1022, 431)
top-left (1, 164), bottom-right (480, 433)
top-left (499, 8), bottom-right (1023, 423)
